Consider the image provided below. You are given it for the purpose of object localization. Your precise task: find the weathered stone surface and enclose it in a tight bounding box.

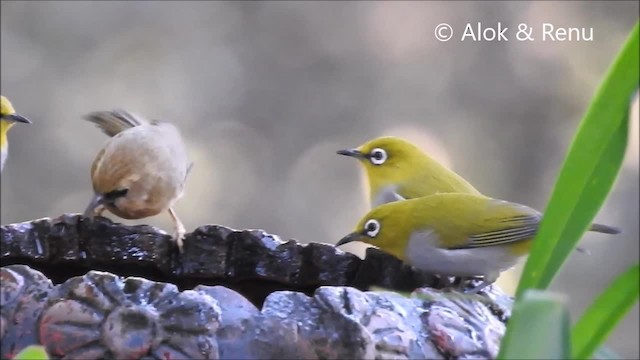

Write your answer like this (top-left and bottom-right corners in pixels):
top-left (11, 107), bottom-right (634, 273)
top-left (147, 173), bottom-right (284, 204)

top-left (1, 215), bottom-right (514, 359)
top-left (39, 271), bottom-right (221, 359)
top-left (227, 230), bottom-right (302, 283)
top-left (1, 214), bottom-right (440, 305)
top-left (413, 287), bottom-right (509, 358)
top-left (1, 218), bottom-right (52, 261)
top-left (298, 242), bottom-right (361, 286)
top-left (0, 265), bottom-right (54, 359)
top-left (254, 287), bottom-right (377, 358)
top-left (251, 286), bottom-right (512, 360)
top-left (0, 264), bottom-right (511, 359)
top-left (1, 215), bottom-right (174, 279)
top-left (195, 285), bottom-right (260, 359)
top-left (176, 225), bottom-right (234, 278)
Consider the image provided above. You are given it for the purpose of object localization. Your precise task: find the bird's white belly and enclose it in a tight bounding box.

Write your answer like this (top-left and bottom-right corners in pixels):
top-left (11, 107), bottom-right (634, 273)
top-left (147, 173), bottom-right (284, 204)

top-left (405, 230), bottom-right (522, 277)
top-left (1, 147), bottom-right (7, 171)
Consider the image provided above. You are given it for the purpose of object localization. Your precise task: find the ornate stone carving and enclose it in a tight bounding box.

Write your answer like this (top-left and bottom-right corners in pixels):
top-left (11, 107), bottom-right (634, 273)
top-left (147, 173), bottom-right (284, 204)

top-left (1, 215), bottom-right (513, 359)
top-left (0, 265), bottom-right (54, 359)
top-left (39, 271), bottom-right (221, 359)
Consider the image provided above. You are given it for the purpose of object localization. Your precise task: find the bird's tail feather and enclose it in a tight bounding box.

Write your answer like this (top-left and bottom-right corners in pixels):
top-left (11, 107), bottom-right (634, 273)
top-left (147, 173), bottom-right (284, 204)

top-left (83, 109), bottom-right (148, 137)
top-left (589, 223), bottom-right (621, 235)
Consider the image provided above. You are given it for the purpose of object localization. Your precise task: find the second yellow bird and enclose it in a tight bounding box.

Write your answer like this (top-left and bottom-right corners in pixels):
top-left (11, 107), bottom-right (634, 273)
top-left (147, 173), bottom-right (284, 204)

top-left (83, 109), bottom-right (192, 252)
top-left (337, 193), bottom-right (619, 293)
top-left (337, 136), bottom-right (482, 208)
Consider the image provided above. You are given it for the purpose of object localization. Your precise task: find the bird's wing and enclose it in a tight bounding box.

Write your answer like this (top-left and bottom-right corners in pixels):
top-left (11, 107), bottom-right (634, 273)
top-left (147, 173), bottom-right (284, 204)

top-left (449, 213), bottom-right (541, 249)
top-left (84, 109), bottom-right (148, 137)
top-left (90, 146), bottom-right (107, 183)
top-left (395, 184), bottom-right (417, 200)
top-left (421, 195), bottom-right (542, 250)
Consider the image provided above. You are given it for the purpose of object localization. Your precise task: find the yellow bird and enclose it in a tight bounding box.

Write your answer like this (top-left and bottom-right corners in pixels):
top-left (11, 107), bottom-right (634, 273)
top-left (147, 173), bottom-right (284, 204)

top-left (337, 136), bottom-right (482, 208)
top-left (83, 109), bottom-right (192, 252)
top-left (337, 136), bottom-right (619, 234)
top-left (336, 193), bottom-right (620, 293)
top-left (1, 96), bottom-right (32, 172)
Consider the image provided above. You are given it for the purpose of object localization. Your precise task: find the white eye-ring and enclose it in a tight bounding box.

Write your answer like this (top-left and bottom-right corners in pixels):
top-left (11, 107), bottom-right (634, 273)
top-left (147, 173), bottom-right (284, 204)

top-left (369, 148), bottom-right (387, 165)
top-left (364, 219), bottom-right (381, 238)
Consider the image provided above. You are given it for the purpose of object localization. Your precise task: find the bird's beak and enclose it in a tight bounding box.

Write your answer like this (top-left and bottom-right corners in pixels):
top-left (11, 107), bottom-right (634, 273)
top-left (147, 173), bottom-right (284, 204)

top-left (337, 148), bottom-right (366, 159)
top-left (6, 113), bottom-right (32, 124)
top-left (83, 194), bottom-right (104, 217)
top-left (336, 231), bottom-right (364, 247)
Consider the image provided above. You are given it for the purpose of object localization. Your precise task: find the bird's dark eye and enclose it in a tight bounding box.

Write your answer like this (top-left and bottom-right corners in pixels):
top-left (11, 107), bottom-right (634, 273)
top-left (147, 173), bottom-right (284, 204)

top-left (369, 148), bottom-right (387, 165)
top-left (364, 219), bottom-right (381, 238)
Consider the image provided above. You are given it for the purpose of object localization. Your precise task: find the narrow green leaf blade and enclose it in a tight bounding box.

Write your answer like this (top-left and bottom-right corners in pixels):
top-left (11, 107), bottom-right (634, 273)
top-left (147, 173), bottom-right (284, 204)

top-left (572, 264), bottom-right (640, 359)
top-left (13, 345), bottom-right (49, 360)
top-left (498, 290), bottom-right (571, 360)
top-left (516, 21), bottom-right (639, 296)
top-left (540, 114), bottom-right (629, 288)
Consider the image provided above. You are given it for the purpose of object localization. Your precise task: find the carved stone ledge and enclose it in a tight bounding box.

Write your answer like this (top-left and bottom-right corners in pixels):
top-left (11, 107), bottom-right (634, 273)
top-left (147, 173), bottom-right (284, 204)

top-left (1, 214), bottom-right (438, 304)
top-left (1, 215), bottom-right (513, 359)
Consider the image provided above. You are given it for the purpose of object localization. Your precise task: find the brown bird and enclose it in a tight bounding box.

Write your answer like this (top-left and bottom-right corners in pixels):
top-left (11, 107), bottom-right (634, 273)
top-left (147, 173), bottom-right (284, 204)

top-left (83, 109), bottom-right (192, 252)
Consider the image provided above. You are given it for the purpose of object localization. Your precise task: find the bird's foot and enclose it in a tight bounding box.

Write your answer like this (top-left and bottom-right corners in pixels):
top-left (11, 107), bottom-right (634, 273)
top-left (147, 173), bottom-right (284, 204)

top-left (437, 276), bottom-right (466, 293)
top-left (464, 281), bottom-right (491, 294)
top-left (167, 207), bottom-right (186, 253)
top-left (172, 226), bottom-right (186, 253)
top-left (455, 277), bottom-right (470, 291)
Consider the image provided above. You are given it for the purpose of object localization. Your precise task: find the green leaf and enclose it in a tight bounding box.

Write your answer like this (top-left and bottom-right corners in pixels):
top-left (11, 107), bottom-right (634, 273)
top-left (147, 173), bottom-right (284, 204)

top-left (498, 290), bottom-right (571, 360)
top-left (572, 264), bottom-right (640, 359)
top-left (13, 345), bottom-right (49, 360)
top-left (516, 21), bottom-right (639, 296)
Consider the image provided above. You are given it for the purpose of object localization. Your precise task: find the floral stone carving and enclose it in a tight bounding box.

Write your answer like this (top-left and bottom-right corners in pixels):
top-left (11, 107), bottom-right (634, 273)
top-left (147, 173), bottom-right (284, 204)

top-left (0, 265), bottom-right (54, 359)
top-left (1, 215), bottom-right (514, 359)
top-left (38, 271), bottom-right (220, 359)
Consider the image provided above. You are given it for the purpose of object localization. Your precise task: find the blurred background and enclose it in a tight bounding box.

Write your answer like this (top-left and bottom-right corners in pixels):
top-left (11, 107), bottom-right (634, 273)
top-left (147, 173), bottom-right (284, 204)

top-left (1, 1), bottom-right (638, 357)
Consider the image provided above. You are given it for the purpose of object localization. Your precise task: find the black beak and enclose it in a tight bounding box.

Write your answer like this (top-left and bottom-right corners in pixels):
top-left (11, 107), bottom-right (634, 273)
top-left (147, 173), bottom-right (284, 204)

top-left (83, 194), bottom-right (104, 217)
top-left (337, 148), bottom-right (366, 159)
top-left (6, 113), bottom-right (32, 124)
top-left (336, 232), bottom-right (364, 247)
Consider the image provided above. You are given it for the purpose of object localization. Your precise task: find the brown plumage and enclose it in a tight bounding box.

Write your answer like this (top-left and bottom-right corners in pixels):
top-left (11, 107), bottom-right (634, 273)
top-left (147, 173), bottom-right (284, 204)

top-left (83, 109), bottom-right (192, 251)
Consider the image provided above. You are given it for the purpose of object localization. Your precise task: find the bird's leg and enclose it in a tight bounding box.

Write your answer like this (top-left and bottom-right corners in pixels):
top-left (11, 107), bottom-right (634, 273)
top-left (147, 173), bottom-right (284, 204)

top-left (437, 275), bottom-right (459, 292)
top-left (465, 272), bottom-right (498, 294)
top-left (455, 277), bottom-right (469, 290)
top-left (168, 207), bottom-right (186, 252)
top-left (465, 281), bottom-right (491, 294)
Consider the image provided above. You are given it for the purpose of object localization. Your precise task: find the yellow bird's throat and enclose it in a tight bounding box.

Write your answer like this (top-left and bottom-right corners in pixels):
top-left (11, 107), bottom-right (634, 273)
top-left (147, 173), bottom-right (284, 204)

top-left (0, 120), bottom-right (14, 150)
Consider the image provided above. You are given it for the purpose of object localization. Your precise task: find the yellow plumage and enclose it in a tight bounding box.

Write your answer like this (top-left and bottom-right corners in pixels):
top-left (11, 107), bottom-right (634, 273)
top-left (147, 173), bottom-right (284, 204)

top-left (337, 136), bottom-right (620, 292)
top-left (337, 136), bottom-right (482, 207)
top-left (337, 193), bottom-right (617, 293)
top-left (338, 136), bottom-right (619, 233)
top-left (1, 96), bottom-right (32, 172)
